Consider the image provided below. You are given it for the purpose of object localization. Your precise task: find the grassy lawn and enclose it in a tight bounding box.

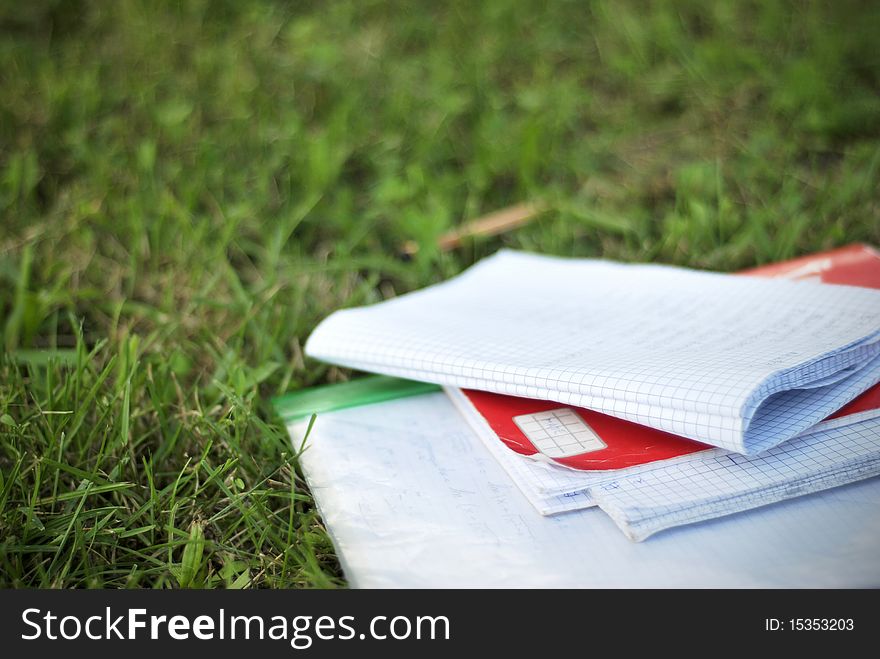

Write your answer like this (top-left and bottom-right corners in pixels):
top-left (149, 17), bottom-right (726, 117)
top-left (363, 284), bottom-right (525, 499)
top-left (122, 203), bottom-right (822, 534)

top-left (1, 0), bottom-right (878, 587)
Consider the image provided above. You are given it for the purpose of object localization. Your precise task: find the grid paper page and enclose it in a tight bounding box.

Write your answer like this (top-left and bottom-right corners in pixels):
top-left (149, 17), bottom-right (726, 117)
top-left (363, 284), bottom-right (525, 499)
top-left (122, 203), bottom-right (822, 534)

top-left (306, 250), bottom-right (880, 454)
top-left (448, 385), bottom-right (880, 524)
top-left (287, 391), bottom-right (880, 587)
top-left (593, 412), bottom-right (880, 540)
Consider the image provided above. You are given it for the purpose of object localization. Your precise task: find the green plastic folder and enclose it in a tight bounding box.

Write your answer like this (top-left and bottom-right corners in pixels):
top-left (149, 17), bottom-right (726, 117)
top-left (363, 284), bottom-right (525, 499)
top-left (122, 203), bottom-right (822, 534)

top-left (272, 375), bottom-right (440, 423)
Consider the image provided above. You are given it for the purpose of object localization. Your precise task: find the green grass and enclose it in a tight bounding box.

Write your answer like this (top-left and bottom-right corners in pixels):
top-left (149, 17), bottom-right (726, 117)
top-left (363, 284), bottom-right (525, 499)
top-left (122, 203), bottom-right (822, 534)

top-left (1, 0), bottom-right (878, 587)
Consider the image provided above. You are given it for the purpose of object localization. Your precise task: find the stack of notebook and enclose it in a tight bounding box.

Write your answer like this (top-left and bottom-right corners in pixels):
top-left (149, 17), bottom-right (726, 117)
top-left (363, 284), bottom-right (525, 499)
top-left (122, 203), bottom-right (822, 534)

top-left (275, 245), bottom-right (880, 586)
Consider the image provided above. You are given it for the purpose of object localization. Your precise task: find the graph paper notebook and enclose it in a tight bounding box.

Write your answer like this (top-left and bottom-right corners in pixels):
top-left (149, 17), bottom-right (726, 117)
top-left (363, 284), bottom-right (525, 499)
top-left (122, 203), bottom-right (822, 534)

top-left (306, 248), bottom-right (880, 455)
top-left (446, 385), bottom-right (880, 527)
top-left (273, 378), bottom-right (880, 587)
top-left (452, 387), bottom-right (711, 471)
top-left (445, 246), bottom-right (880, 529)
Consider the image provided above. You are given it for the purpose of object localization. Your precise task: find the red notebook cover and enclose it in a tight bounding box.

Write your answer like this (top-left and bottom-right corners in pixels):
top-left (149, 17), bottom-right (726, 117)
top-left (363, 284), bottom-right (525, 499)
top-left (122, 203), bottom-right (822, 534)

top-left (460, 244), bottom-right (880, 471)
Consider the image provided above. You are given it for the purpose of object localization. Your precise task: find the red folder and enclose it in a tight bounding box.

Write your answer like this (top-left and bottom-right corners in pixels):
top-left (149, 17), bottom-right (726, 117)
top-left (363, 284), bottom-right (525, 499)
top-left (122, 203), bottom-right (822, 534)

top-left (459, 244), bottom-right (880, 471)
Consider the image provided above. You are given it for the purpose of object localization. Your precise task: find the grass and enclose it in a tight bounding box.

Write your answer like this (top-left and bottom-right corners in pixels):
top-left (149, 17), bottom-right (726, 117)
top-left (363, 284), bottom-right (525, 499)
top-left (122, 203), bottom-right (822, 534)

top-left (0, 0), bottom-right (878, 588)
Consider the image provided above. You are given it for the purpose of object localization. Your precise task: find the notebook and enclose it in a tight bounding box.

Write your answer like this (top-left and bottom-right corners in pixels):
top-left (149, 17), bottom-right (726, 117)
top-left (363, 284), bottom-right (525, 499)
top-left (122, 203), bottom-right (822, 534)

top-left (452, 387), bottom-right (710, 471)
top-left (273, 377), bottom-right (880, 587)
top-left (444, 246), bottom-right (880, 529)
top-left (447, 384), bottom-right (880, 524)
top-left (305, 248), bottom-right (880, 455)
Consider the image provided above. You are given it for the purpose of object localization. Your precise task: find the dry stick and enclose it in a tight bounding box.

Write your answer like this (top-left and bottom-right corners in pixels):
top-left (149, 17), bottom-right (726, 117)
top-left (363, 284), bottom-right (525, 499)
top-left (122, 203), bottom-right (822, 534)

top-left (400, 201), bottom-right (546, 257)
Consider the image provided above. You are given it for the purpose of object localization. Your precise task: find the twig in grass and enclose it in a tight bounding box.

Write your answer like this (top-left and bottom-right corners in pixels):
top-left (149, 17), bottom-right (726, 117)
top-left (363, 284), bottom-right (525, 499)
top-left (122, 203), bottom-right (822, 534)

top-left (400, 201), bottom-right (547, 257)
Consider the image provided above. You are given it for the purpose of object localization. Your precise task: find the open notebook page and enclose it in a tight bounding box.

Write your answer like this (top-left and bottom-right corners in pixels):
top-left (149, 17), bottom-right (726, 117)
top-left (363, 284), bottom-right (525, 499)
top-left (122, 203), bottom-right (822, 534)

top-left (306, 250), bottom-right (880, 454)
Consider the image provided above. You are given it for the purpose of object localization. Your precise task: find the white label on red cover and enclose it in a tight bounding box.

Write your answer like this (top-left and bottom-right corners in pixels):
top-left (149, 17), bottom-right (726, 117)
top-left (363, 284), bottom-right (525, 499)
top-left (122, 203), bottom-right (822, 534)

top-left (512, 408), bottom-right (606, 459)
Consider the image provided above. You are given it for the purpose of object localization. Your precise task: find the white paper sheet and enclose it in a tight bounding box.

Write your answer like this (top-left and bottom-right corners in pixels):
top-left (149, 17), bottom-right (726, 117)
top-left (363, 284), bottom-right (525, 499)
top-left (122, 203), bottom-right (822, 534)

top-left (306, 250), bottom-right (880, 454)
top-left (287, 391), bottom-right (880, 587)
